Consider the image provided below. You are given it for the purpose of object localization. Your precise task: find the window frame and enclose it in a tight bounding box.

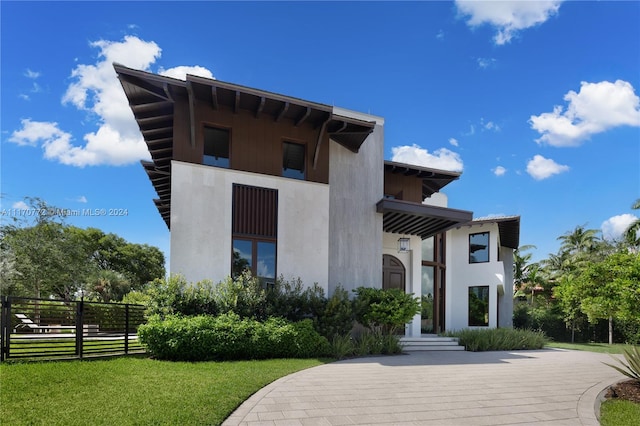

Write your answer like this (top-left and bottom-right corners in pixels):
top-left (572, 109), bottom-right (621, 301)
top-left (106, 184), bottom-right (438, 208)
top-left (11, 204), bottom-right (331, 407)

top-left (469, 232), bottom-right (490, 264)
top-left (468, 285), bottom-right (490, 327)
top-left (282, 140), bottom-right (306, 180)
top-left (203, 124), bottom-right (231, 168)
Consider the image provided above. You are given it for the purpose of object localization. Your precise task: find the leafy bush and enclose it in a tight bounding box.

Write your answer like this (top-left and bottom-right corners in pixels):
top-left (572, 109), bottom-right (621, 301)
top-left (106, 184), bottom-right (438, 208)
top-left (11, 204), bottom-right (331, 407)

top-left (353, 287), bottom-right (420, 333)
top-left (265, 277), bottom-right (326, 322)
top-left (445, 328), bottom-right (548, 352)
top-left (138, 312), bottom-right (331, 361)
top-left (315, 286), bottom-right (354, 340)
top-left (133, 275), bottom-right (217, 319)
top-left (213, 272), bottom-right (266, 320)
top-left (604, 345), bottom-right (640, 383)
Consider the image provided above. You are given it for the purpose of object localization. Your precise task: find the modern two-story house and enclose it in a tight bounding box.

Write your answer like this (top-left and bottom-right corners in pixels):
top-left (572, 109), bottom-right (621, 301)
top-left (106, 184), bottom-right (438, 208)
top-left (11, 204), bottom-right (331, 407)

top-left (115, 64), bottom-right (519, 335)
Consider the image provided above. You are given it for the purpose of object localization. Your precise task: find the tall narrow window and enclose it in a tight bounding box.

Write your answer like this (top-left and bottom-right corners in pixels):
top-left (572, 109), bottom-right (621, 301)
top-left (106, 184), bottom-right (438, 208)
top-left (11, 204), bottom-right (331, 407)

top-left (203, 126), bottom-right (230, 167)
top-left (282, 141), bottom-right (305, 179)
top-left (469, 232), bottom-right (489, 263)
top-left (231, 184), bottom-right (278, 286)
top-left (468, 286), bottom-right (489, 326)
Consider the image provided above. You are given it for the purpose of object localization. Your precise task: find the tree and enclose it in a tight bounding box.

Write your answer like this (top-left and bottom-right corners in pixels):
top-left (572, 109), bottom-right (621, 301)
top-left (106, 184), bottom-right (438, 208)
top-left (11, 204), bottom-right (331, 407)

top-left (625, 199), bottom-right (640, 247)
top-left (575, 251), bottom-right (640, 344)
top-left (1, 198), bottom-right (165, 301)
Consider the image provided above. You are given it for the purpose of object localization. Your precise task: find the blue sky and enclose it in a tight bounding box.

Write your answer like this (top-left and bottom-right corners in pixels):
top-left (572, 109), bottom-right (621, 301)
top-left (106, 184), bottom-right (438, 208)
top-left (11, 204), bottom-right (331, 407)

top-left (2, 1), bottom-right (639, 265)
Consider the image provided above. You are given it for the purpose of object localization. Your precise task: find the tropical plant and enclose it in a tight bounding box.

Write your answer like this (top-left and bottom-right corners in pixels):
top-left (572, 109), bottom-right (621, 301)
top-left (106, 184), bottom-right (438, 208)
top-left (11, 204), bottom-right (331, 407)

top-left (625, 199), bottom-right (640, 247)
top-left (352, 287), bottom-right (420, 334)
top-left (604, 345), bottom-right (640, 382)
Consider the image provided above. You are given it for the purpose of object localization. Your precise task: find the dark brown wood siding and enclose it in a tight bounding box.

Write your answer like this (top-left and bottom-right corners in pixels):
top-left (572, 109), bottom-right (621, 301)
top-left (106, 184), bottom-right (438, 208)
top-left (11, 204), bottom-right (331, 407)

top-left (232, 184), bottom-right (278, 238)
top-left (172, 95), bottom-right (329, 184)
top-left (384, 171), bottom-right (423, 203)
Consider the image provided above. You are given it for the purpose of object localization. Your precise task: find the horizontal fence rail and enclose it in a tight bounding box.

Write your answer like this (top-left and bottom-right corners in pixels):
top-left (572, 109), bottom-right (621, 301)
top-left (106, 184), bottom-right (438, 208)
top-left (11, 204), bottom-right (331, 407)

top-left (1, 296), bottom-right (146, 362)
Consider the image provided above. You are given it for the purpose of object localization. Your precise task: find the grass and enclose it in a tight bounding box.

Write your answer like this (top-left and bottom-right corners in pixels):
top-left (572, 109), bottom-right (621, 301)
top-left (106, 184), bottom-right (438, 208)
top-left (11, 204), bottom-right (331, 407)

top-left (600, 399), bottom-right (640, 426)
top-left (545, 342), bottom-right (632, 354)
top-left (0, 356), bottom-right (328, 425)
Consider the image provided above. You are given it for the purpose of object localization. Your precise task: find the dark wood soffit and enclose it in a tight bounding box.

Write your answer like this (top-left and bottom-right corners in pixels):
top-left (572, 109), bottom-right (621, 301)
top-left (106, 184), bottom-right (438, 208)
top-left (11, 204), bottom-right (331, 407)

top-left (376, 199), bottom-right (473, 239)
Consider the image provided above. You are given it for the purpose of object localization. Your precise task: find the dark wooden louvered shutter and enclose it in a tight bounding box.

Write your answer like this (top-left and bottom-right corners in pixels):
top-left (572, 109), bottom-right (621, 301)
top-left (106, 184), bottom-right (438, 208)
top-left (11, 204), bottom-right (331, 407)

top-left (232, 184), bottom-right (278, 238)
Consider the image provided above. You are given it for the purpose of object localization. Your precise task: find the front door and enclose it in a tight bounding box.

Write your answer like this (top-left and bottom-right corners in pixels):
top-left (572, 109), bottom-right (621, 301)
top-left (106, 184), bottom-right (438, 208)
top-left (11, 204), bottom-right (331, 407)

top-left (382, 254), bottom-right (405, 292)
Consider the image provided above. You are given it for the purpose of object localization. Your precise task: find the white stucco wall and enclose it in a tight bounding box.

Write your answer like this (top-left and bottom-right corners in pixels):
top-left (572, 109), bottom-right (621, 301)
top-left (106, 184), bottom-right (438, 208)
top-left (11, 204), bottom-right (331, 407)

top-left (446, 223), bottom-right (506, 331)
top-left (170, 161), bottom-right (330, 290)
top-left (328, 109), bottom-right (384, 295)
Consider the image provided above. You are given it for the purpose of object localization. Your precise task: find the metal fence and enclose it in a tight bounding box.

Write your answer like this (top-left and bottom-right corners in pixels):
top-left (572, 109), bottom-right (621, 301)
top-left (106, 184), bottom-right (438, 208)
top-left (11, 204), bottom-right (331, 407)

top-left (0, 296), bottom-right (146, 361)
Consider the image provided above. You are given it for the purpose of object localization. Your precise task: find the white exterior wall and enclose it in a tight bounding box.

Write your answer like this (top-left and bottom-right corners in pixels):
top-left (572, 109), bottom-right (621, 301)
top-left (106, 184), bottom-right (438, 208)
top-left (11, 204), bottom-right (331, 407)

top-left (328, 109), bottom-right (384, 295)
top-left (446, 223), bottom-right (505, 331)
top-left (170, 161), bottom-right (330, 290)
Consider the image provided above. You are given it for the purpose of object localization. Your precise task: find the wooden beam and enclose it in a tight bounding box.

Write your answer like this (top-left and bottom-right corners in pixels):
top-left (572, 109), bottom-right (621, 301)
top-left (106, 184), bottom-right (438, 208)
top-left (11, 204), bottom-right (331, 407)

top-left (211, 86), bottom-right (218, 110)
top-left (276, 102), bottom-right (289, 122)
top-left (296, 107), bottom-right (311, 127)
top-left (187, 81), bottom-right (196, 148)
top-left (255, 97), bottom-right (265, 118)
top-left (118, 74), bottom-right (169, 100)
top-left (313, 117), bottom-right (330, 169)
top-left (234, 91), bottom-right (240, 114)
top-left (163, 83), bottom-right (173, 101)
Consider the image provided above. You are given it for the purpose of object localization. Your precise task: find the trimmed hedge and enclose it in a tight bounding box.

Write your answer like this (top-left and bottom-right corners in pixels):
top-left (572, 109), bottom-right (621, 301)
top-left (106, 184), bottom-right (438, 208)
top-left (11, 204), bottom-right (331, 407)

top-left (444, 328), bottom-right (548, 352)
top-left (138, 313), bottom-right (331, 361)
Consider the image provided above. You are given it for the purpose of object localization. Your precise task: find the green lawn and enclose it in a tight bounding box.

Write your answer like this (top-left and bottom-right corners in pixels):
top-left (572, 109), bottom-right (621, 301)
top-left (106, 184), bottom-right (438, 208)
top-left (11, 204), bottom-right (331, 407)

top-left (0, 357), bottom-right (328, 425)
top-left (600, 399), bottom-right (640, 426)
top-left (545, 341), bottom-right (633, 354)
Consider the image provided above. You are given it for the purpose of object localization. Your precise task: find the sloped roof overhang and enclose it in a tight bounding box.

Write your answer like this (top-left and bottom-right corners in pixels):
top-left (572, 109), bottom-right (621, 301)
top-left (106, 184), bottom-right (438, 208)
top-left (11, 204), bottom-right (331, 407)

top-left (469, 216), bottom-right (521, 249)
top-left (114, 63), bottom-right (376, 228)
top-left (384, 160), bottom-right (462, 199)
top-left (377, 199), bottom-right (473, 239)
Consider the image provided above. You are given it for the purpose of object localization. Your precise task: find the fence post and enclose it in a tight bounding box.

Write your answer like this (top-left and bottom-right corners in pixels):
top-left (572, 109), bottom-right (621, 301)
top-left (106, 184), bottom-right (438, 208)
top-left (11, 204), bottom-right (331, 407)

top-left (1, 296), bottom-right (9, 362)
top-left (75, 300), bottom-right (84, 359)
top-left (124, 304), bottom-right (129, 354)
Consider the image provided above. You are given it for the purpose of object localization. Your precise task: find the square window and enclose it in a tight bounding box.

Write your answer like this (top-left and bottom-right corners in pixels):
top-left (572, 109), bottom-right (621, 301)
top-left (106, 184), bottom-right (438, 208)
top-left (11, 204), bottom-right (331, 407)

top-left (469, 232), bottom-right (489, 263)
top-left (204, 126), bottom-right (230, 167)
top-left (282, 142), bottom-right (305, 179)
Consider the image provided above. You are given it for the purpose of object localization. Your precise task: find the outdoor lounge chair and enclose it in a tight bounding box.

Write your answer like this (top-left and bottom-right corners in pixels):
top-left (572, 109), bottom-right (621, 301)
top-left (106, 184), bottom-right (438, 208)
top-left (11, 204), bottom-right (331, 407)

top-left (14, 313), bottom-right (75, 333)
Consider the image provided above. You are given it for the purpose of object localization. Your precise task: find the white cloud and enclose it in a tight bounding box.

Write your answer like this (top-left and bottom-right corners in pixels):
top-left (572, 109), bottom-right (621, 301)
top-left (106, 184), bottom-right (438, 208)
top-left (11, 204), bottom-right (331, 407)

top-left (76, 196), bottom-right (88, 203)
top-left (481, 118), bottom-right (501, 132)
top-left (436, 30), bottom-right (445, 40)
top-left (477, 57), bottom-right (496, 69)
top-left (12, 201), bottom-right (29, 210)
top-left (159, 65), bottom-right (214, 80)
top-left (25, 69), bottom-right (41, 79)
top-left (456, 0), bottom-right (562, 45)
top-left (493, 166), bottom-right (507, 176)
top-left (530, 80), bottom-right (640, 147)
top-left (12, 36), bottom-right (213, 167)
top-left (391, 144), bottom-right (464, 172)
top-left (448, 137), bottom-right (459, 147)
top-left (602, 214), bottom-right (638, 240)
top-left (526, 154), bottom-right (569, 180)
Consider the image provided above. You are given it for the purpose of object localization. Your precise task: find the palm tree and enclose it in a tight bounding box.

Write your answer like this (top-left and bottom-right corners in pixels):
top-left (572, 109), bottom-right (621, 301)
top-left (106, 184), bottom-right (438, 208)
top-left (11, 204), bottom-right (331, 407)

top-left (625, 199), bottom-right (640, 247)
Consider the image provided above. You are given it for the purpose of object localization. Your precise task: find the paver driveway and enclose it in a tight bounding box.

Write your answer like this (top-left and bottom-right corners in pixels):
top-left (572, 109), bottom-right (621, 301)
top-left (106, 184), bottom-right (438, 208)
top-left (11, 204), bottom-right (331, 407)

top-left (223, 349), bottom-right (626, 426)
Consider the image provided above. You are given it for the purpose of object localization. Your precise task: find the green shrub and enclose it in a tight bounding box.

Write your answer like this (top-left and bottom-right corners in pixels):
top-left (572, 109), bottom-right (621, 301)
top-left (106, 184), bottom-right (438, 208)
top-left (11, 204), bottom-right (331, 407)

top-left (445, 328), bottom-right (548, 352)
top-left (604, 345), bottom-right (640, 383)
top-left (353, 287), bottom-right (420, 333)
top-left (214, 271), bottom-right (267, 320)
top-left (328, 330), bottom-right (402, 359)
top-left (265, 277), bottom-right (326, 322)
top-left (316, 286), bottom-right (354, 340)
top-left (138, 312), bottom-right (331, 361)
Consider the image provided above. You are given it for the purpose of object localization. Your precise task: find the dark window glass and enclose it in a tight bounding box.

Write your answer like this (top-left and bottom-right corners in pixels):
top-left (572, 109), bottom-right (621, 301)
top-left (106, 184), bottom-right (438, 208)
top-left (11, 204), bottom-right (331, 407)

top-left (469, 232), bottom-right (489, 263)
top-left (232, 239), bottom-right (252, 278)
top-left (468, 286), bottom-right (489, 326)
top-left (282, 142), bottom-right (305, 179)
top-left (204, 126), bottom-right (230, 167)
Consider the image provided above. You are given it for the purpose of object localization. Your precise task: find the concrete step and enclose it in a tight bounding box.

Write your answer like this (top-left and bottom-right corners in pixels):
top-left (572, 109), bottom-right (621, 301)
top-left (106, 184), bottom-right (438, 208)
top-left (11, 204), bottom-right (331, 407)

top-left (400, 336), bottom-right (465, 351)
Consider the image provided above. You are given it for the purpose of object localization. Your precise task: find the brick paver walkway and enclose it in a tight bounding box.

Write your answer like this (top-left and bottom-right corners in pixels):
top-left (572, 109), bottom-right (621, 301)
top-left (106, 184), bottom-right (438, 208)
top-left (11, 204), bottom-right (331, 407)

top-left (223, 349), bottom-right (625, 426)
